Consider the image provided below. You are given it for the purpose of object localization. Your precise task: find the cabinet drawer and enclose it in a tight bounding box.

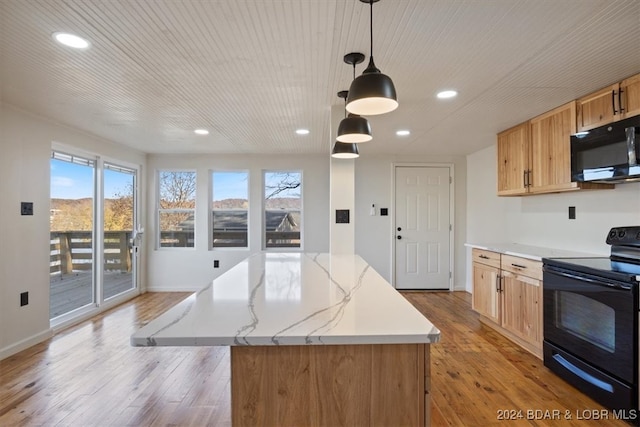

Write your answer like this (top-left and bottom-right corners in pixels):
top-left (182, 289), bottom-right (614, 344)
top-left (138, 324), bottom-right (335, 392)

top-left (501, 255), bottom-right (542, 280)
top-left (472, 248), bottom-right (500, 268)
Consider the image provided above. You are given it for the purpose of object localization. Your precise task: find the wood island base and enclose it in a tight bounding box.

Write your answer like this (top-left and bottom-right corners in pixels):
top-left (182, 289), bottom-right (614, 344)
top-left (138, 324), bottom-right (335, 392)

top-left (231, 343), bottom-right (431, 427)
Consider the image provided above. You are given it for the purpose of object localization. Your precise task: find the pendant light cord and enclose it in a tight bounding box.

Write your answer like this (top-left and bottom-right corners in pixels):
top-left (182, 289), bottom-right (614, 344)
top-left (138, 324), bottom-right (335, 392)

top-left (369, 0), bottom-right (374, 58)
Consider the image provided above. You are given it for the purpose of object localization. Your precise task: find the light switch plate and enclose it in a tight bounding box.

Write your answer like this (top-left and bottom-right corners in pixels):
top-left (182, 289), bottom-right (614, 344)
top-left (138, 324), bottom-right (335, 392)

top-left (21, 202), bottom-right (33, 215)
top-left (336, 209), bottom-right (350, 224)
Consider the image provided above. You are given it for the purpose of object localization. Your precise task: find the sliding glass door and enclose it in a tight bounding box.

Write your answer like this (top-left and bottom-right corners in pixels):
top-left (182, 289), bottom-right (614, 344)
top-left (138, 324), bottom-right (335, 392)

top-left (50, 151), bottom-right (139, 321)
top-left (50, 152), bottom-right (96, 318)
top-left (103, 163), bottom-right (137, 300)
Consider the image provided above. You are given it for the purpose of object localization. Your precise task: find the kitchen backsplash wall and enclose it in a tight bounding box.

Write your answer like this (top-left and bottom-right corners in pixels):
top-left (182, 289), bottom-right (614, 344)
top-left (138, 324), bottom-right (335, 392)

top-left (467, 144), bottom-right (640, 255)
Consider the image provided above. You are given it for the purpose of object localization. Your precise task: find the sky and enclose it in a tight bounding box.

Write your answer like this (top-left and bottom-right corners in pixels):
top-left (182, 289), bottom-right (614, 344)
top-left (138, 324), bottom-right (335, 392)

top-left (51, 160), bottom-right (301, 200)
top-left (51, 159), bottom-right (134, 199)
top-left (213, 171), bottom-right (248, 201)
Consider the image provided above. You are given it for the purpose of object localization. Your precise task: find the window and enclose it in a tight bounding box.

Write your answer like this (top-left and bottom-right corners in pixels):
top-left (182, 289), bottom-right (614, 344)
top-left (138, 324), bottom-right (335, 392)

top-left (212, 171), bottom-right (249, 248)
top-left (157, 171), bottom-right (196, 248)
top-left (263, 171), bottom-right (302, 249)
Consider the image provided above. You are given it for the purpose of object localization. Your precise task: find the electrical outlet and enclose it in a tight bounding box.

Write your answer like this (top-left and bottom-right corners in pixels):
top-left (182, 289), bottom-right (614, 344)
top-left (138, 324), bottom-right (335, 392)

top-left (568, 206), bottom-right (576, 220)
top-left (214, 260), bottom-right (220, 268)
top-left (20, 292), bottom-right (29, 306)
top-left (21, 202), bottom-right (33, 216)
top-left (380, 208), bottom-right (388, 216)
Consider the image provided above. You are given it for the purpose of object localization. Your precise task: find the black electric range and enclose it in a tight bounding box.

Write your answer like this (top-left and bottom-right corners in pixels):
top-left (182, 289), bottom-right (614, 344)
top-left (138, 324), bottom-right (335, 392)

top-left (543, 256), bottom-right (640, 284)
top-left (542, 226), bottom-right (640, 419)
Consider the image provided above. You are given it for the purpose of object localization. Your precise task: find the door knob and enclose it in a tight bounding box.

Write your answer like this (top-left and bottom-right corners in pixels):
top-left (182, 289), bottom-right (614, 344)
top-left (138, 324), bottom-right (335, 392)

top-left (397, 227), bottom-right (402, 231)
top-left (397, 235), bottom-right (402, 240)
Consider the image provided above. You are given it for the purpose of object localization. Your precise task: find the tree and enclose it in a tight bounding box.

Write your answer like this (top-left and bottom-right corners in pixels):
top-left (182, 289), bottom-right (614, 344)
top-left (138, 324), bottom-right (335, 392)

top-left (264, 172), bottom-right (302, 212)
top-left (158, 171), bottom-right (197, 233)
top-left (104, 184), bottom-right (133, 231)
top-left (159, 171), bottom-right (196, 209)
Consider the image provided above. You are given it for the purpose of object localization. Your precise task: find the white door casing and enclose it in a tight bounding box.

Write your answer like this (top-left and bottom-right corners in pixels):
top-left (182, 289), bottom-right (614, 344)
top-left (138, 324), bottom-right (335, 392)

top-left (394, 166), bottom-right (451, 290)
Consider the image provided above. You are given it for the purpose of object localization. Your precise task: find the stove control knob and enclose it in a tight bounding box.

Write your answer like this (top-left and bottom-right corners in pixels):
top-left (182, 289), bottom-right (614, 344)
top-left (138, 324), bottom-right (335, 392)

top-left (609, 230), bottom-right (617, 240)
top-left (618, 230), bottom-right (626, 239)
top-left (636, 231), bottom-right (640, 240)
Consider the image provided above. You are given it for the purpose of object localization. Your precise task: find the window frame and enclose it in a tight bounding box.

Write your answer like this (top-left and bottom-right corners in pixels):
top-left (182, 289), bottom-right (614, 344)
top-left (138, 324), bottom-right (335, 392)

top-left (210, 169), bottom-right (250, 250)
top-left (262, 170), bottom-right (303, 251)
top-left (156, 169), bottom-right (197, 250)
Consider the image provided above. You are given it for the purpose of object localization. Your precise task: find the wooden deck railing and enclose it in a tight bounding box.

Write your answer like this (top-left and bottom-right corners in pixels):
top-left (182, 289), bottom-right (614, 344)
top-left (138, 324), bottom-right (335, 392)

top-left (50, 229), bottom-right (301, 273)
top-left (50, 231), bottom-right (132, 274)
top-left (212, 230), bottom-right (300, 248)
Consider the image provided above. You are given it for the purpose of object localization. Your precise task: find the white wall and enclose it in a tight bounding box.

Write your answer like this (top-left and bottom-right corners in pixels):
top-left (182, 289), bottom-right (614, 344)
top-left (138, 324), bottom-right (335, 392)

top-left (355, 154), bottom-right (468, 290)
top-left (330, 159), bottom-right (355, 254)
top-left (145, 154), bottom-right (330, 291)
top-left (465, 144), bottom-right (640, 291)
top-left (0, 103), bottom-right (146, 359)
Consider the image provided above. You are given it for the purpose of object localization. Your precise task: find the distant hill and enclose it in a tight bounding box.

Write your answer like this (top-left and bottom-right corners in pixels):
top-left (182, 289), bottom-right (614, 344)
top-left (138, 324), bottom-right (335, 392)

top-left (51, 198), bottom-right (130, 231)
top-left (51, 197), bottom-right (300, 232)
top-left (214, 198), bottom-right (300, 210)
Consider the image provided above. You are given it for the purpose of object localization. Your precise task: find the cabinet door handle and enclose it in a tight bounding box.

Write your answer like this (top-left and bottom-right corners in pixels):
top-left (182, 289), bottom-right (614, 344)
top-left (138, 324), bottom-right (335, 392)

top-left (523, 170), bottom-right (527, 188)
top-left (511, 263), bottom-right (527, 269)
top-left (527, 170), bottom-right (532, 187)
top-left (619, 88), bottom-right (625, 113)
top-left (496, 275), bottom-right (501, 293)
top-left (478, 254), bottom-right (489, 259)
top-left (612, 90), bottom-right (618, 115)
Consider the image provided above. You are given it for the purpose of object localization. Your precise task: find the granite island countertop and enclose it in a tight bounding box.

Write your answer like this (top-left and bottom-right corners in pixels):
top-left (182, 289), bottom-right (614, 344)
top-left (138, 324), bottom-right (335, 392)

top-left (131, 252), bottom-right (441, 347)
top-left (464, 242), bottom-right (603, 261)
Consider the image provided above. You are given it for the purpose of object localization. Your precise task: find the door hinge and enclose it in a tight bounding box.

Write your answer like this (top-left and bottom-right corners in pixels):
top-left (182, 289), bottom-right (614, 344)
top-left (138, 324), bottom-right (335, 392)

top-left (449, 272), bottom-right (452, 279)
top-left (449, 176), bottom-right (452, 184)
top-left (449, 224), bottom-right (452, 231)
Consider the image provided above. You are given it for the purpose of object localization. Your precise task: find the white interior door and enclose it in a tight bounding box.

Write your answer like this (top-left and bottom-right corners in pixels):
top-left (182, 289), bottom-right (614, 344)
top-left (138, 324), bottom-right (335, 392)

top-left (394, 166), bottom-right (451, 290)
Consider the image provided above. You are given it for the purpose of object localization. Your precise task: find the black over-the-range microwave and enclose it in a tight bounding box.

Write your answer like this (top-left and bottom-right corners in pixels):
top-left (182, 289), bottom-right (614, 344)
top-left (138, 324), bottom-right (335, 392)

top-left (571, 115), bottom-right (640, 183)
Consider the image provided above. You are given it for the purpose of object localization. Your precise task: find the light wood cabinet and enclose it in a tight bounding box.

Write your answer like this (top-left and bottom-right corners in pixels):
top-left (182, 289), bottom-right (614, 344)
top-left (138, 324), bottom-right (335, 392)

top-left (501, 254), bottom-right (542, 349)
top-left (529, 102), bottom-right (581, 193)
top-left (621, 73), bottom-right (640, 119)
top-left (472, 249), bottom-right (500, 323)
top-left (497, 122), bottom-right (529, 195)
top-left (498, 101), bottom-right (613, 196)
top-left (577, 73), bottom-right (640, 132)
top-left (471, 249), bottom-right (543, 358)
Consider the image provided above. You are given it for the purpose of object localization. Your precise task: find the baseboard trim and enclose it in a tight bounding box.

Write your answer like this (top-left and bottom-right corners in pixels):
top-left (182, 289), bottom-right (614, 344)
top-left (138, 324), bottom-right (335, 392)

top-left (146, 286), bottom-right (200, 292)
top-left (0, 329), bottom-right (53, 361)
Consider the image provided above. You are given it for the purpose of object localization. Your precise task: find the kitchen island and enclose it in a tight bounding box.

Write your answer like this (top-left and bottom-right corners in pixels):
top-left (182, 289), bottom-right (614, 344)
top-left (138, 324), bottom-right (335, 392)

top-left (131, 252), bottom-right (440, 426)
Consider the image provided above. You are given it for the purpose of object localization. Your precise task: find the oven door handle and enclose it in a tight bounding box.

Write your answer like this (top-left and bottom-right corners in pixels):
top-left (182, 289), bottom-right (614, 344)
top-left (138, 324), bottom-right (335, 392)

top-left (552, 353), bottom-right (614, 393)
top-left (544, 268), bottom-right (633, 291)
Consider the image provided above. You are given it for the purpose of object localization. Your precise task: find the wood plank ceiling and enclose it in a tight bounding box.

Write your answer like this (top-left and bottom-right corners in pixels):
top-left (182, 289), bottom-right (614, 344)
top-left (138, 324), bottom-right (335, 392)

top-left (1, 0), bottom-right (639, 156)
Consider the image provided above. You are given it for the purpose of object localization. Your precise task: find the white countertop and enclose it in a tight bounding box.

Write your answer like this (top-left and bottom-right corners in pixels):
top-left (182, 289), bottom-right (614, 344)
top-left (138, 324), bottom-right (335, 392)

top-left (465, 242), bottom-right (603, 261)
top-left (131, 252), bottom-right (441, 347)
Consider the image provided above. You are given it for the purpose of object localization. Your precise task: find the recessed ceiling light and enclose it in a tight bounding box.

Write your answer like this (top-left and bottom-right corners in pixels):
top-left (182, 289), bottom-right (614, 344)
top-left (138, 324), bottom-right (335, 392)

top-left (296, 129), bottom-right (310, 135)
top-left (194, 129), bottom-right (209, 135)
top-left (53, 32), bottom-right (90, 49)
top-left (396, 130), bottom-right (411, 136)
top-left (436, 90), bottom-right (458, 99)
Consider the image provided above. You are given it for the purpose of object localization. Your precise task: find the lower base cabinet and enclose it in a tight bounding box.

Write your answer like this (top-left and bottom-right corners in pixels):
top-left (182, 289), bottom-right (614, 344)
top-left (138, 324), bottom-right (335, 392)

top-left (231, 343), bottom-right (431, 426)
top-left (472, 249), bottom-right (543, 358)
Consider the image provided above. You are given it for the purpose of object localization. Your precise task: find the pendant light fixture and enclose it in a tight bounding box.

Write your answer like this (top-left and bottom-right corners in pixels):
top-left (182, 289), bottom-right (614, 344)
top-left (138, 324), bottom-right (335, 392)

top-left (331, 141), bottom-right (360, 159)
top-left (346, 0), bottom-right (398, 116)
top-left (337, 53), bottom-right (372, 143)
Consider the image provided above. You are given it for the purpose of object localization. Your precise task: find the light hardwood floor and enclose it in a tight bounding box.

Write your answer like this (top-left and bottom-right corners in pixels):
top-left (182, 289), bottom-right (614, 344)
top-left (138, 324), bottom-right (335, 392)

top-left (0, 291), bottom-right (631, 426)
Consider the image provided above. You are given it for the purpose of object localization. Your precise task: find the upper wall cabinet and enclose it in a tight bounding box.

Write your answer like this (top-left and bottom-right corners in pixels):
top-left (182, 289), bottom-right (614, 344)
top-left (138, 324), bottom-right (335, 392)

top-left (497, 122), bottom-right (529, 195)
top-left (498, 101), bottom-right (613, 196)
top-left (577, 73), bottom-right (640, 132)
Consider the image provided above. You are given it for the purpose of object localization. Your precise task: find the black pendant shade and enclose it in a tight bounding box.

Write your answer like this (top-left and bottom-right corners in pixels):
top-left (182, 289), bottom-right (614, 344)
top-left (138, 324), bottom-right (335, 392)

top-left (346, 56), bottom-right (398, 116)
top-left (331, 141), bottom-right (359, 159)
top-left (337, 113), bottom-right (372, 143)
top-left (346, 0), bottom-right (398, 116)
